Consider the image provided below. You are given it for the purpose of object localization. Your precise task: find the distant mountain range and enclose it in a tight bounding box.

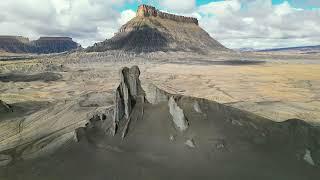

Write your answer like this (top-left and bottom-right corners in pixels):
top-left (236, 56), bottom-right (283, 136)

top-left (0, 36), bottom-right (79, 54)
top-left (237, 45), bottom-right (320, 54)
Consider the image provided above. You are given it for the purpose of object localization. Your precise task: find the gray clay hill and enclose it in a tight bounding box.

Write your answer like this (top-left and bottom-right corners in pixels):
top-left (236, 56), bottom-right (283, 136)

top-left (87, 5), bottom-right (228, 53)
top-left (0, 36), bottom-right (79, 54)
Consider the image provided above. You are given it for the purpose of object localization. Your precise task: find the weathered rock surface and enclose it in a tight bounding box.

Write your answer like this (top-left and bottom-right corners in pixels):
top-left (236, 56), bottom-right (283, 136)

top-left (21, 131), bottom-right (77, 160)
top-left (0, 97), bottom-right (111, 160)
top-left (185, 139), bottom-right (196, 148)
top-left (0, 36), bottom-right (79, 54)
top-left (32, 37), bottom-right (79, 54)
top-left (87, 5), bottom-right (228, 53)
top-left (137, 5), bottom-right (199, 25)
top-left (0, 36), bottom-right (32, 53)
top-left (144, 83), bottom-right (171, 104)
top-left (193, 101), bottom-right (202, 113)
top-left (168, 96), bottom-right (189, 132)
top-left (0, 154), bottom-right (12, 167)
top-left (304, 149), bottom-right (315, 166)
top-left (0, 100), bottom-right (13, 113)
top-left (112, 66), bottom-right (145, 136)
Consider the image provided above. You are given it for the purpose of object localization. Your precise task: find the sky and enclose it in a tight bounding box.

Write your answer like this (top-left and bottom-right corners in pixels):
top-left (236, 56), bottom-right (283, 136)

top-left (0, 0), bottom-right (319, 49)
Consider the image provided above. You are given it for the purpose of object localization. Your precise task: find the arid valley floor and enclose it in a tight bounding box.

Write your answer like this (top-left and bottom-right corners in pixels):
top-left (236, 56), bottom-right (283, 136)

top-left (1, 51), bottom-right (320, 179)
top-left (1, 51), bottom-right (320, 123)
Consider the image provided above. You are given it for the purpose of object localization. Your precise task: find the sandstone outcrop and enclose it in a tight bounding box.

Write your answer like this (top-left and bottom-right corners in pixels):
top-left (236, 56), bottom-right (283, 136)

top-left (87, 5), bottom-right (228, 53)
top-left (137, 5), bottom-right (198, 25)
top-left (0, 36), bottom-right (79, 54)
top-left (112, 66), bottom-right (145, 137)
top-left (168, 96), bottom-right (189, 132)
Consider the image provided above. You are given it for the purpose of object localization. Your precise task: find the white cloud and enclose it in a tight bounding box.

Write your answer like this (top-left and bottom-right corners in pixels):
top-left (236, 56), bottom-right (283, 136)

top-left (198, 0), bottom-right (241, 16)
top-left (118, 10), bottom-right (136, 25)
top-left (197, 0), bottom-right (320, 49)
top-left (0, 0), bottom-right (132, 47)
top-left (0, 0), bottom-right (319, 49)
top-left (159, 0), bottom-right (196, 13)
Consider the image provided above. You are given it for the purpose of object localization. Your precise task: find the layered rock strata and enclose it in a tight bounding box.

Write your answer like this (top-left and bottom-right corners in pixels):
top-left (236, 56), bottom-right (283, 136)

top-left (87, 5), bottom-right (228, 53)
top-left (0, 36), bottom-right (79, 54)
top-left (112, 66), bottom-right (145, 137)
top-left (137, 4), bottom-right (199, 25)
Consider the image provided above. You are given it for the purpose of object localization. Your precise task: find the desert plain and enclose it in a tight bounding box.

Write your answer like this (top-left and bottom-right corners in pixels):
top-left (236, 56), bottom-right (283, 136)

top-left (1, 51), bottom-right (319, 124)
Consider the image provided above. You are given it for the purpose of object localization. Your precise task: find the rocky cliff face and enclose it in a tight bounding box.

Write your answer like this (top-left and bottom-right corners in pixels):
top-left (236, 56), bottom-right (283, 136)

top-left (87, 5), bottom-right (228, 53)
top-left (0, 36), bottom-right (79, 54)
top-left (0, 36), bottom-right (33, 53)
top-left (137, 4), bottom-right (199, 25)
top-left (32, 37), bottom-right (79, 54)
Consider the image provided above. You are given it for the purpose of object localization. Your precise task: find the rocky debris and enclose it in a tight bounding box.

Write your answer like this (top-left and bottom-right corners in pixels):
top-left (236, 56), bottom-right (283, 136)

top-left (86, 5), bottom-right (229, 53)
top-left (86, 107), bottom-right (114, 130)
top-left (185, 139), bottom-right (196, 148)
top-left (214, 139), bottom-right (227, 150)
top-left (231, 119), bottom-right (243, 126)
top-left (304, 149), bottom-right (315, 166)
top-left (168, 97), bottom-right (189, 132)
top-left (0, 154), bottom-right (12, 167)
top-left (193, 101), bottom-right (202, 113)
top-left (112, 66), bottom-right (145, 137)
top-left (0, 36), bottom-right (79, 54)
top-left (0, 100), bottom-right (13, 113)
top-left (169, 135), bottom-right (175, 141)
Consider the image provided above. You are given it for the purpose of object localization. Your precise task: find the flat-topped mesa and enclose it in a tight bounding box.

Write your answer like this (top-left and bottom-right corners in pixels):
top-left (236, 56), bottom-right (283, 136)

top-left (137, 4), bottom-right (198, 25)
top-left (86, 4), bottom-right (229, 53)
top-left (0, 35), bottom-right (78, 53)
top-left (0, 36), bottom-right (30, 43)
top-left (37, 37), bottom-right (73, 41)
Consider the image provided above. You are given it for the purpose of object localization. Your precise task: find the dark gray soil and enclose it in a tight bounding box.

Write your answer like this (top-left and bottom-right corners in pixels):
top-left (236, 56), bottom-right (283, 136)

top-left (1, 96), bottom-right (319, 180)
top-left (0, 72), bottom-right (62, 82)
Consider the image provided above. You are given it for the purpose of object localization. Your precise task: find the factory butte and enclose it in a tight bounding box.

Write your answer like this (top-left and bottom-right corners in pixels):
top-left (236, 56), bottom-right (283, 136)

top-left (0, 4), bottom-right (228, 54)
top-left (87, 4), bottom-right (228, 53)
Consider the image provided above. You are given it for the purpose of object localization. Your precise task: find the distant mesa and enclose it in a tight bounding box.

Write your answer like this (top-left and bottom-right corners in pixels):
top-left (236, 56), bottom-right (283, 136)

top-left (87, 4), bottom-right (228, 53)
top-left (0, 36), bottom-right (79, 54)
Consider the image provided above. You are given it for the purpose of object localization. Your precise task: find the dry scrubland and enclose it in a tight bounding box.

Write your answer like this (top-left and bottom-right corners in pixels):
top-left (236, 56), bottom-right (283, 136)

top-left (0, 51), bottom-right (319, 124)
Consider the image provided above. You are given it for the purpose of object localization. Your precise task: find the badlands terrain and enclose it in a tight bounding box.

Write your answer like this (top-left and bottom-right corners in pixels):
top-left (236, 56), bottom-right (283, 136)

top-left (0, 50), bottom-right (320, 179)
top-left (0, 4), bottom-right (320, 180)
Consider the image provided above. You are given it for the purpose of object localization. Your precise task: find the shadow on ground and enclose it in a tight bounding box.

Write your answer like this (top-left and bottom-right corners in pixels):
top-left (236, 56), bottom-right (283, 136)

top-left (160, 59), bottom-right (266, 66)
top-left (0, 72), bottom-right (62, 82)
